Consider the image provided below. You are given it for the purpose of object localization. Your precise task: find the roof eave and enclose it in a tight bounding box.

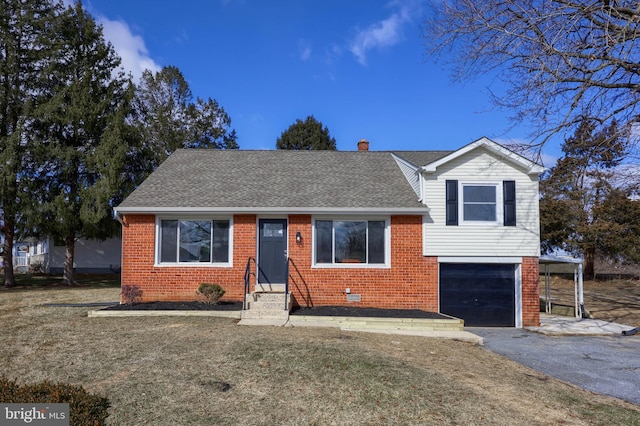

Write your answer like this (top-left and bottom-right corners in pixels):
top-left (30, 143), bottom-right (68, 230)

top-left (114, 206), bottom-right (429, 215)
top-left (419, 137), bottom-right (546, 176)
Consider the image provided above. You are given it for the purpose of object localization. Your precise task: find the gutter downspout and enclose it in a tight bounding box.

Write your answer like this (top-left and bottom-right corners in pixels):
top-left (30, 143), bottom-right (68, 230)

top-left (114, 211), bottom-right (126, 227)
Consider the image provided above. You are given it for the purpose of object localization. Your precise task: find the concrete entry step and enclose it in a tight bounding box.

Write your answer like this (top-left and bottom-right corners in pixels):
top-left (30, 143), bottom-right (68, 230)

top-left (241, 291), bottom-right (292, 321)
top-left (240, 309), bottom-right (289, 320)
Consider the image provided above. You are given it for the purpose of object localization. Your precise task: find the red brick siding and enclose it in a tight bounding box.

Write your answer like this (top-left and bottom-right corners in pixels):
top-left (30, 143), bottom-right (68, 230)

top-left (120, 214), bottom-right (539, 325)
top-left (286, 215), bottom-right (438, 311)
top-left (121, 214), bottom-right (438, 310)
top-left (121, 214), bottom-right (253, 302)
top-left (521, 256), bottom-right (540, 327)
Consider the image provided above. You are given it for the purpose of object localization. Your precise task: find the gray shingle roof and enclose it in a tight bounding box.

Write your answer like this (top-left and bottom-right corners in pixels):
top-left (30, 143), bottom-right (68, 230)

top-left (392, 151), bottom-right (453, 167)
top-left (116, 149), bottom-right (451, 213)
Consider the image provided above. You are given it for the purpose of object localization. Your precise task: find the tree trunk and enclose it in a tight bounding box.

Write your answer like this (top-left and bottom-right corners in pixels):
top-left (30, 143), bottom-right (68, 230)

top-left (2, 219), bottom-right (15, 287)
top-left (584, 246), bottom-right (595, 280)
top-left (63, 234), bottom-right (75, 285)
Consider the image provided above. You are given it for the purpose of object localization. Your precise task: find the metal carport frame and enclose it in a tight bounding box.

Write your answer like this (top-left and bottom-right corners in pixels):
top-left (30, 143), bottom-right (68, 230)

top-left (539, 255), bottom-right (585, 318)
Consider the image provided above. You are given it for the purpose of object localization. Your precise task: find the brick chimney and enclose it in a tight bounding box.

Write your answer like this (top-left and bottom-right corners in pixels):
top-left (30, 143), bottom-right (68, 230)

top-left (357, 139), bottom-right (369, 151)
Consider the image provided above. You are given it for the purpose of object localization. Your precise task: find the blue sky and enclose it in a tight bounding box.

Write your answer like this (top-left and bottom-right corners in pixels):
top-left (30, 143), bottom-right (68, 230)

top-left (83, 0), bottom-right (562, 164)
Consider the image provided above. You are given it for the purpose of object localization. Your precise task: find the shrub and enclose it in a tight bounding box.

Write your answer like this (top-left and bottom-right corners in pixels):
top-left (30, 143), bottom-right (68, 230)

top-left (196, 283), bottom-right (225, 304)
top-left (121, 284), bottom-right (143, 305)
top-left (0, 376), bottom-right (110, 425)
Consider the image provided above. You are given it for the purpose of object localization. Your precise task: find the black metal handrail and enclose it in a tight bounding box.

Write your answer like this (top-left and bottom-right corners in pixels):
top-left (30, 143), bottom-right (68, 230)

top-left (243, 257), bottom-right (256, 310)
top-left (244, 256), bottom-right (291, 311)
top-left (286, 257), bottom-right (312, 308)
top-left (285, 257), bottom-right (291, 311)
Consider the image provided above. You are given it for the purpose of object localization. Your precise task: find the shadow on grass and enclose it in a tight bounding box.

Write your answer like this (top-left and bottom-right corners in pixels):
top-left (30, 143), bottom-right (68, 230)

top-left (0, 273), bottom-right (120, 290)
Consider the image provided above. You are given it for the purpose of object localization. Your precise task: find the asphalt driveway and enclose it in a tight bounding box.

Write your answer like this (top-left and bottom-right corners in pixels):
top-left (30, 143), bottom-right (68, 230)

top-left (470, 327), bottom-right (640, 406)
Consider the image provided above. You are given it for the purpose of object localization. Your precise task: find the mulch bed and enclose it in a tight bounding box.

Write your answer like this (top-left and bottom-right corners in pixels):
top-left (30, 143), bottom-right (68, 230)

top-left (100, 301), bottom-right (446, 319)
top-left (104, 301), bottom-right (243, 311)
top-left (290, 306), bottom-right (450, 319)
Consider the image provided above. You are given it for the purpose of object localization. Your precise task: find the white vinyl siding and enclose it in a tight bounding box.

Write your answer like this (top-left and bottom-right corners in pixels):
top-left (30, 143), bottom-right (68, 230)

top-left (422, 148), bottom-right (540, 257)
top-left (393, 155), bottom-right (421, 198)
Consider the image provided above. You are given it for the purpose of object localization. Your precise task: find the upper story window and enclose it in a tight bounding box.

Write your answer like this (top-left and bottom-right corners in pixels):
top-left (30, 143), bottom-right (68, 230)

top-left (463, 184), bottom-right (497, 222)
top-left (157, 218), bottom-right (231, 265)
top-left (314, 218), bottom-right (389, 267)
top-left (446, 180), bottom-right (516, 226)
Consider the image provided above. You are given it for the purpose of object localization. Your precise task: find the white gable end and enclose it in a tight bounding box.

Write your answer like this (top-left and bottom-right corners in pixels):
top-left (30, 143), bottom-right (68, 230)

top-left (392, 154), bottom-right (421, 200)
top-left (421, 142), bottom-right (541, 257)
top-left (420, 137), bottom-right (545, 176)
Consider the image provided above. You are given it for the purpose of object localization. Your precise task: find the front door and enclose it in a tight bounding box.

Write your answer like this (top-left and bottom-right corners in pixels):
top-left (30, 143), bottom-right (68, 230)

top-left (258, 219), bottom-right (288, 289)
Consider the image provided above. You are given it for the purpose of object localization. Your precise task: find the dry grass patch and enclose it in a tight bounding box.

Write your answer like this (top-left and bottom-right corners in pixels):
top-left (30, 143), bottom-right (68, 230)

top-left (1, 287), bottom-right (639, 425)
top-left (541, 276), bottom-right (640, 327)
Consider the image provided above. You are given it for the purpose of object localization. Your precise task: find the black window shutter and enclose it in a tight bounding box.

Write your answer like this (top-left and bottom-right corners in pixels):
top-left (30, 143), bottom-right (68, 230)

top-left (503, 180), bottom-right (516, 226)
top-left (445, 180), bottom-right (458, 226)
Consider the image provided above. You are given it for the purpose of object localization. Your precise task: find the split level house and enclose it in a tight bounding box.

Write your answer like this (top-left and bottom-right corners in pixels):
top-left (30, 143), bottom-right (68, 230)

top-left (114, 137), bottom-right (545, 327)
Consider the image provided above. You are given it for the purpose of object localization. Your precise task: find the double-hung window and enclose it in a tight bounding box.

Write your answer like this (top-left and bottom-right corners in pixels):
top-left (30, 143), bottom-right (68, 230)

top-left (463, 184), bottom-right (497, 222)
top-left (158, 218), bottom-right (231, 265)
top-left (314, 219), bottom-right (388, 266)
top-left (446, 180), bottom-right (516, 226)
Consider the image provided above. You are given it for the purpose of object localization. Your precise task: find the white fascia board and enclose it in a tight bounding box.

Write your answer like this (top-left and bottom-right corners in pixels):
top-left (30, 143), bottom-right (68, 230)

top-left (114, 206), bottom-right (430, 215)
top-left (420, 137), bottom-right (546, 176)
top-left (539, 254), bottom-right (583, 264)
top-left (391, 153), bottom-right (419, 171)
top-left (438, 256), bottom-right (524, 264)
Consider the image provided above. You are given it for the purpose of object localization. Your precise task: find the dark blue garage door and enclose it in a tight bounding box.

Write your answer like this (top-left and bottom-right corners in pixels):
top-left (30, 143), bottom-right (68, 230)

top-left (440, 263), bottom-right (516, 327)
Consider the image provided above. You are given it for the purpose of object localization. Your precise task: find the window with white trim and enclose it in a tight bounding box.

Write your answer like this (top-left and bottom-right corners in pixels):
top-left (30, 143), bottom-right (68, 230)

top-left (158, 219), bottom-right (231, 264)
top-left (462, 184), bottom-right (497, 222)
top-left (314, 219), bottom-right (388, 266)
top-left (446, 180), bottom-right (515, 226)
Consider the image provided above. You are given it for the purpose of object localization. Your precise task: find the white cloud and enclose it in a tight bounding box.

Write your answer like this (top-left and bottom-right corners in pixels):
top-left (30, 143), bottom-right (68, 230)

top-left (349, 2), bottom-right (419, 66)
top-left (58, 1), bottom-right (160, 81)
top-left (298, 39), bottom-right (312, 61)
top-left (99, 17), bottom-right (161, 82)
top-left (539, 152), bottom-right (557, 168)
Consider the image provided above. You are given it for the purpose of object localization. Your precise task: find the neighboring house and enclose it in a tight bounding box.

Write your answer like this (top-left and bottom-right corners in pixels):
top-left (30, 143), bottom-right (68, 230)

top-left (114, 137), bottom-right (545, 327)
top-left (12, 237), bottom-right (121, 274)
top-left (12, 242), bottom-right (30, 272)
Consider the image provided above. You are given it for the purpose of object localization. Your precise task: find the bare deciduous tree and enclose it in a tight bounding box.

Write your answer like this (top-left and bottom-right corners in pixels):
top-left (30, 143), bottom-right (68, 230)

top-left (424, 1), bottom-right (640, 151)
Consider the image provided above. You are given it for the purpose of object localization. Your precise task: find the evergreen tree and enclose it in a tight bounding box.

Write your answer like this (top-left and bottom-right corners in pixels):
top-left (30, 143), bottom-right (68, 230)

top-left (134, 65), bottom-right (238, 175)
top-left (0, 0), bottom-right (59, 287)
top-left (593, 189), bottom-right (640, 266)
top-left (276, 115), bottom-right (336, 150)
top-left (29, 1), bottom-right (134, 285)
top-left (539, 120), bottom-right (637, 278)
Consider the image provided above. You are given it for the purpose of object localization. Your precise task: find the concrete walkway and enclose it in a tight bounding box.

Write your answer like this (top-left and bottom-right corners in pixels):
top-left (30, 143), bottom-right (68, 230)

top-left (528, 313), bottom-right (636, 336)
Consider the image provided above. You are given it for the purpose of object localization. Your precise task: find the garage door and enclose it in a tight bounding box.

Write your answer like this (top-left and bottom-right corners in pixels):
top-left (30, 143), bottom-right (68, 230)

top-left (440, 263), bottom-right (516, 327)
